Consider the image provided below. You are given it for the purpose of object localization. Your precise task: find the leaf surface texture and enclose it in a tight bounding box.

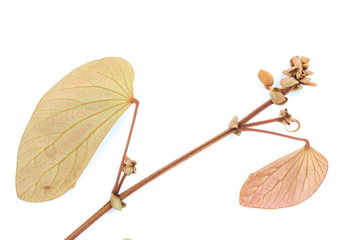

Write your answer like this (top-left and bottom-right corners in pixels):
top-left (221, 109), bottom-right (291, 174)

top-left (240, 146), bottom-right (328, 209)
top-left (16, 57), bottom-right (134, 202)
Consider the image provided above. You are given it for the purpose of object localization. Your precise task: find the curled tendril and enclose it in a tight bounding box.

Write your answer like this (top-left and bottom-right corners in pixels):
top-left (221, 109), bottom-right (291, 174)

top-left (284, 118), bottom-right (301, 132)
top-left (279, 109), bottom-right (300, 132)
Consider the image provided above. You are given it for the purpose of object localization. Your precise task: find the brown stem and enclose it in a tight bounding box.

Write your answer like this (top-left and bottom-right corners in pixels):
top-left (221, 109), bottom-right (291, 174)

top-left (117, 174), bottom-right (127, 193)
top-left (118, 87), bottom-right (295, 200)
top-left (237, 87), bottom-right (293, 126)
top-left (65, 128), bottom-right (237, 239)
top-left (119, 128), bottom-right (236, 200)
top-left (66, 86), bottom-right (295, 239)
top-left (240, 127), bottom-right (310, 146)
top-left (112, 99), bottom-right (139, 194)
top-left (241, 118), bottom-right (281, 128)
top-left (65, 201), bottom-right (112, 240)
top-left (66, 100), bottom-right (138, 240)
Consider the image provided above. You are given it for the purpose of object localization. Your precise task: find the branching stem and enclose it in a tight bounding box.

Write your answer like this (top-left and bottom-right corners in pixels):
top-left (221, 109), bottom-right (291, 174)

top-left (112, 99), bottom-right (139, 194)
top-left (66, 86), bottom-right (296, 239)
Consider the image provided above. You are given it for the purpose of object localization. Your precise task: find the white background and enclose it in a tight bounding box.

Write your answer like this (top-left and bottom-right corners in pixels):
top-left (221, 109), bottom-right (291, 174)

top-left (1, 0), bottom-right (358, 239)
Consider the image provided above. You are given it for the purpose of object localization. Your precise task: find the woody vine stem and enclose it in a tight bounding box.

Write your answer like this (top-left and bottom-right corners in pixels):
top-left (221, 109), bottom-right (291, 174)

top-left (66, 85), bottom-right (308, 239)
top-left (66, 56), bottom-right (316, 239)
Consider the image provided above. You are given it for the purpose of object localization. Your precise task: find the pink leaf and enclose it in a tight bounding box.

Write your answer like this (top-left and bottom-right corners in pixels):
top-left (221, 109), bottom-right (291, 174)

top-left (240, 146), bottom-right (328, 209)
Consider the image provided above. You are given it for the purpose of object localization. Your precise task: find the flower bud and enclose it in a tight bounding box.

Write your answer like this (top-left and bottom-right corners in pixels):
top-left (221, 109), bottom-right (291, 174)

top-left (300, 56), bottom-right (310, 64)
top-left (270, 87), bottom-right (288, 105)
top-left (258, 70), bottom-right (274, 90)
top-left (280, 77), bottom-right (299, 88)
top-left (110, 193), bottom-right (126, 210)
top-left (229, 116), bottom-right (239, 129)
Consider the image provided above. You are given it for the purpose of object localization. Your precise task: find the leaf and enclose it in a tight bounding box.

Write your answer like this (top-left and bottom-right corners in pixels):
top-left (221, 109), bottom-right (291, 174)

top-left (240, 146), bottom-right (328, 209)
top-left (16, 57), bottom-right (135, 202)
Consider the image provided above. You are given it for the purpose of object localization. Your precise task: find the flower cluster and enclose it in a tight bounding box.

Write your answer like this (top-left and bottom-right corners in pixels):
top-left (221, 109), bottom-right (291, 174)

top-left (123, 157), bottom-right (137, 176)
top-left (279, 108), bottom-right (301, 132)
top-left (257, 56), bottom-right (316, 105)
top-left (281, 56), bottom-right (316, 89)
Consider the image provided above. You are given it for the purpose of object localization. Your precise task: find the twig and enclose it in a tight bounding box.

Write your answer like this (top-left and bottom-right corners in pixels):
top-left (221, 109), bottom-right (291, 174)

top-left (239, 127), bottom-right (310, 146)
top-left (66, 86), bottom-right (295, 239)
top-left (241, 118), bottom-right (281, 128)
top-left (112, 99), bottom-right (139, 194)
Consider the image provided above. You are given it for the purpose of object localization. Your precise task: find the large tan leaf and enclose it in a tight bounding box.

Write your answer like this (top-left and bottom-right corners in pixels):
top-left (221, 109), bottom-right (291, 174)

top-left (240, 146), bottom-right (328, 209)
top-left (16, 57), bottom-right (135, 202)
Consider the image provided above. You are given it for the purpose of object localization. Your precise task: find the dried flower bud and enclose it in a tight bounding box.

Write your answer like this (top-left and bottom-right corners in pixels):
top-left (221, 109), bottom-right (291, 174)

top-left (302, 64), bottom-right (309, 70)
top-left (299, 77), bottom-right (311, 84)
top-left (302, 81), bottom-right (317, 86)
top-left (269, 87), bottom-right (287, 105)
top-left (292, 84), bottom-right (303, 91)
top-left (123, 157), bottom-right (137, 176)
top-left (280, 77), bottom-right (299, 88)
top-left (279, 109), bottom-right (292, 125)
top-left (279, 109), bottom-right (300, 132)
top-left (228, 116), bottom-right (241, 135)
top-left (229, 116), bottom-right (239, 129)
top-left (110, 193), bottom-right (126, 210)
top-left (296, 69), bottom-right (305, 80)
top-left (283, 66), bottom-right (298, 77)
top-left (258, 70), bottom-right (274, 89)
top-left (283, 56), bottom-right (316, 87)
top-left (290, 56), bottom-right (302, 68)
top-left (304, 70), bottom-right (314, 76)
top-left (300, 56), bottom-right (310, 64)
top-left (234, 131), bottom-right (241, 136)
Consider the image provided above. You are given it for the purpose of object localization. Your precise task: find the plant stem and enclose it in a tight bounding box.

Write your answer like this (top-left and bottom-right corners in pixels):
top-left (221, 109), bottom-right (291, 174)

top-left (65, 128), bottom-right (237, 240)
top-left (241, 118), bottom-right (281, 128)
top-left (240, 127), bottom-right (310, 146)
top-left (65, 201), bottom-right (112, 240)
top-left (112, 99), bottom-right (139, 194)
top-left (66, 86), bottom-right (295, 239)
top-left (117, 174), bottom-right (127, 193)
top-left (119, 127), bottom-right (236, 200)
top-left (237, 87), bottom-right (292, 126)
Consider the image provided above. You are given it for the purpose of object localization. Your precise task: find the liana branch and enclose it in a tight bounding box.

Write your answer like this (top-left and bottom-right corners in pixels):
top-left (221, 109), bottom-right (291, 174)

top-left (65, 86), bottom-right (296, 239)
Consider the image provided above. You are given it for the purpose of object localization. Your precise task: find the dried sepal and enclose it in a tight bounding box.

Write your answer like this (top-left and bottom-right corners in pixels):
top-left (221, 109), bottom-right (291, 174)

top-left (279, 109), bottom-right (300, 132)
top-left (300, 56), bottom-right (310, 64)
top-left (283, 56), bottom-right (317, 87)
top-left (240, 146), bottom-right (328, 209)
top-left (228, 116), bottom-right (241, 136)
top-left (299, 77), bottom-right (311, 84)
top-left (302, 64), bottom-right (310, 70)
top-left (296, 68), bottom-right (305, 80)
top-left (302, 81), bottom-right (317, 86)
top-left (280, 77), bottom-right (299, 88)
top-left (292, 84), bottom-right (303, 91)
top-left (269, 87), bottom-right (287, 105)
top-left (304, 69), bottom-right (314, 76)
top-left (229, 116), bottom-right (239, 129)
top-left (123, 156), bottom-right (137, 176)
top-left (279, 108), bottom-right (292, 125)
top-left (258, 70), bottom-right (274, 89)
top-left (283, 66), bottom-right (298, 77)
top-left (290, 56), bottom-right (303, 68)
top-left (110, 193), bottom-right (126, 210)
top-left (234, 131), bottom-right (241, 136)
